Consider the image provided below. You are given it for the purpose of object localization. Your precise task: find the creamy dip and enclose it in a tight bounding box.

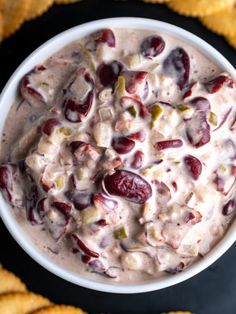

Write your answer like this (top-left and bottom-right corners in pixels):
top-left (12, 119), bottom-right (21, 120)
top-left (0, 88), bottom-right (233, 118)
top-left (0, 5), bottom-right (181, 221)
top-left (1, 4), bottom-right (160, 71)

top-left (0, 28), bottom-right (236, 282)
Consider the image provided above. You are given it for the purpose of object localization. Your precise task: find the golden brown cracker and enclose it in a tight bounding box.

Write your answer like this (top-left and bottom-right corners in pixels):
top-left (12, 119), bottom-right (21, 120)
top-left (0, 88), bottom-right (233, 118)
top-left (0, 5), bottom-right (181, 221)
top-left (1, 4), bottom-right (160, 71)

top-left (0, 268), bottom-right (27, 294)
top-left (30, 305), bottom-right (86, 314)
top-left (167, 0), bottom-right (234, 17)
top-left (54, 0), bottom-right (81, 4)
top-left (143, 0), bottom-right (172, 3)
top-left (0, 292), bottom-right (51, 314)
top-left (0, 12), bottom-right (3, 41)
top-left (226, 35), bottom-right (236, 48)
top-left (200, 5), bottom-right (236, 37)
top-left (1, 0), bottom-right (31, 39)
top-left (27, 0), bottom-right (54, 20)
top-left (168, 312), bottom-right (193, 314)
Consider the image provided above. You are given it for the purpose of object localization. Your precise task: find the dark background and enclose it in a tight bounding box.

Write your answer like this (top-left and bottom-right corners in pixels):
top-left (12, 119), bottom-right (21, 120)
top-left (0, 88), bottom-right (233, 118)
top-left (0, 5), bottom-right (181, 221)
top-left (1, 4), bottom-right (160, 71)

top-left (0, 1), bottom-right (236, 313)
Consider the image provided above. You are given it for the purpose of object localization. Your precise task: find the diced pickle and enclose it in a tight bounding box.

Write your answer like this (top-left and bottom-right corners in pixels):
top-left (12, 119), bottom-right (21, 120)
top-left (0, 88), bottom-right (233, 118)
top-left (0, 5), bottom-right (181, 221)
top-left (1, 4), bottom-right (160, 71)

top-left (114, 226), bottom-right (128, 239)
top-left (178, 104), bottom-right (191, 112)
top-left (58, 127), bottom-right (72, 137)
top-left (115, 76), bottom-right (126, 97)
top-left (98, 107), bottom-right (113, 121)
top-left (150, 104), bottom-right (163, 129)
top-left (76, 167), bottom-right (89, 180)
top-left (208, 111), bottom-right (218, 126)
top-left (79, 43), bottom-right (96, 73)
top-left (127, 106), bottom-right (137, 117)
top-left (81, 206), bottom-right (101, 224)
top-left (55, 175), bottom-right (65, 190)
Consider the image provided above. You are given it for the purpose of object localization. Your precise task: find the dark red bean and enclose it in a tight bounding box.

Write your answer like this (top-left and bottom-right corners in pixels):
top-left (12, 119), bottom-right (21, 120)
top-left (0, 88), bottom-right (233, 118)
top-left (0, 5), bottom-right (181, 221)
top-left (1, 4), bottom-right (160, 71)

top-left (127, 131), bottom-right (146, 142)
top-left (95, 29), bottom-right (116, 47)
top-left (73, 193), bottom-right (92, 211)
top-left (140, 36), bottom-right (165, 58)
top-left (104, 170), bottom-right (152, 204)
top-left (42, 118), bottom-right (60, 136)
top-left (97, 61), bottom-right (123, 87)
top-left (190, 97), bottom-right (211, 112)
top-left (155, 139), bottom-right (183, 150)
top-left (0, 164), bottom-right (23, 207)
top-left (63, 71), bottom-right (95, 123)
top-left (20, 73), bottom-right (45, 105)
top-left (186, 111), bottom-right (211, 148)
top-left (64, 90), bottom-right (94, 123)
top-left (51, 201), bottom-right (72, 220)
top-left (163, 47), bottom-right (190, 90)
top-left (123, 71), bottom-right (148, 95)
top-left (81, 255), bottom-right (92, 264)
top-left (72, 233), bottom-right (100, 258)
top-left (205, 75), bottom-right (234, 94)
top-left (184, 155), bottom-right (202, 180)
top-left (222, 199), bottom-right (235, 216)
top-left (112, 137), bottom-right (135, 154)
top-left (40, 176), bottom-right (54, 192)
top-left (131, 151), bottom-right (144, 169)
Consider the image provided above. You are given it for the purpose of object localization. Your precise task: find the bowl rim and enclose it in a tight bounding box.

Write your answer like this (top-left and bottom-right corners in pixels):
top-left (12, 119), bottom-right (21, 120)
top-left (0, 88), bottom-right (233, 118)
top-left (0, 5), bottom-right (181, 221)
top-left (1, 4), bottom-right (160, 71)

top-left (0, 17), bottom-right (236, 294)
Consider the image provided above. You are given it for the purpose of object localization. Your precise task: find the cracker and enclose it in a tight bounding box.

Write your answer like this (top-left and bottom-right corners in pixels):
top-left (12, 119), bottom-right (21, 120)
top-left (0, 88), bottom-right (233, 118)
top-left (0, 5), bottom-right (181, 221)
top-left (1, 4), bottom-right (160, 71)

top-left (0, 12), bottom-right (3, 41)
top-left (167, 0), bottom-right (234, 17)
top-left (27, 0), bottom-right (54, 20)
top-left (226, 35), bottom-right (236, 49)
top-left (0, 268), bottom-right (27, 294)
top-left (54, 0), bottom-right (81, 4)
top-left (30, 305), bottom-right (86, 314)
top-left (200, 5), bottom-right (236, 37)
top-left (168, 312), bottom-right (193, 314)
top-left (1, 0), bottom-right (31, 39)
top-left (0, 292), bottom-right (51, 314)
top-left (143, 0), bottom-right (172, 3)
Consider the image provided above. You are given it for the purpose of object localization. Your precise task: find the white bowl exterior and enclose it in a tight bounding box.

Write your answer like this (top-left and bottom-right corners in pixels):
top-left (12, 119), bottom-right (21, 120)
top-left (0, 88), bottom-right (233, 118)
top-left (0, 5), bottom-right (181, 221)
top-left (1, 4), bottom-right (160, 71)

top-left (0, 17), bottom-right (236, 294)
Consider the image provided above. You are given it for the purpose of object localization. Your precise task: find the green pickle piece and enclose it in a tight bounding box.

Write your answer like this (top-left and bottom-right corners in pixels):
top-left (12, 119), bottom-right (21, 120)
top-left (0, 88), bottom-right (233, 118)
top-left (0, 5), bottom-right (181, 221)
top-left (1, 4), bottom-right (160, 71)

top-left (58, 127), bottom-right (72, 137)
top-left (114, 226), bottom-right (128, 239)
top-left (115, 75), bottom-right (126, 97)
top-left (127, 105), bottom-right (137, 117)
top-left (208, 111), bottom-right (218, 126)
top-left (178, 104), bottom-right (191, 112)
top-left (150, 104), bottom-right (163, 129)
top-left (81, 206), bottom-right (101, 224)
top-left (79, 43), bottom-right (96, 73)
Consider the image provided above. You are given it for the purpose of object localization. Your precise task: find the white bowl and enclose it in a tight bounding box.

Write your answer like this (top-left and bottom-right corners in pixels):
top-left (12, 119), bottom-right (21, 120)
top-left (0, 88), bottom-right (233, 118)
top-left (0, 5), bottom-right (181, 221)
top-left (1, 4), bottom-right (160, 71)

top-left (0, 17), bottom-right (236, 294)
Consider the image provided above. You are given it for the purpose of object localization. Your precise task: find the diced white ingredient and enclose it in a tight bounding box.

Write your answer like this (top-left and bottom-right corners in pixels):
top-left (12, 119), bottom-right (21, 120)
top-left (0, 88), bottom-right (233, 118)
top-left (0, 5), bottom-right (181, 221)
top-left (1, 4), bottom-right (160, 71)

top-left (121, 252), bottom-right (142, 271)
top-left (93, 122), bottom-right (112, 147)
top-left (25, 153), bottom-right (45, 172)
top-left (70, 75), bottom-right (91, 101)
top-left (98, 107), bottom-right (114, 121)
top-left (125, 53), bottom-right (142, 68)
top-left (156, 248), bottom-right (181, 272)
top-left (98, 88), bottom-right (113, 103)
top-left (210, 224), bottom-right (224, 237)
